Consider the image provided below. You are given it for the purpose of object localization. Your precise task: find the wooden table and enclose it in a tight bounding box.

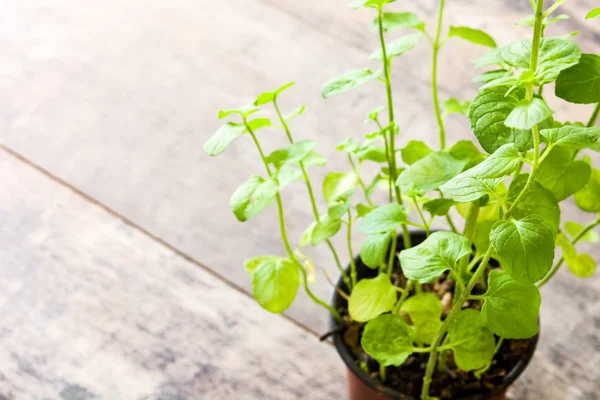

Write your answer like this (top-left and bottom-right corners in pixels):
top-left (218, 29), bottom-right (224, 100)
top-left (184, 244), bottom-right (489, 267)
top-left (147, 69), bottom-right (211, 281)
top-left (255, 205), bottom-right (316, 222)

top-left (0, 0), bottom-right (599, 398)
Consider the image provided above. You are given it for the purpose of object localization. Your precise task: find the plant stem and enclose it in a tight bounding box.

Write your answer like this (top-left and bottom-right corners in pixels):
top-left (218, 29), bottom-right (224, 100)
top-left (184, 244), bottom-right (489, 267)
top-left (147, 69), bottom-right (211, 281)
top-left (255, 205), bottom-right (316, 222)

top-left (347, 210), bottom-right (358, 287)
top-left (246, 123), bottom-right (341, 321)
top-left (273, 99), bottom-right (351, 289)
top-left (537, 216), bottom-right (600, 287)
top-left (348, 155), bottom-right (374, 206)
top-left (377, 7), bottom-right (411, 251)
top-left (376, 119), bottom-right (394, 204)
top-left (413, 197), bottom-right (431, 236)
top-left (458, 202), bottom-right (480, 274)
top-left (380, 364), bottom-right (387, 381)
top-left (432, 0), bottom-right (446, 150)
top-left (393, 280), bottom-right (414, 313)
top-left (587, 103), bottom-right (600, 127)
top-left (388, 229), bottom-right (398, 277)
top-left (420, 3), bottom-right (546, 397)
top-left (445, 214), bottom-right (458, 234)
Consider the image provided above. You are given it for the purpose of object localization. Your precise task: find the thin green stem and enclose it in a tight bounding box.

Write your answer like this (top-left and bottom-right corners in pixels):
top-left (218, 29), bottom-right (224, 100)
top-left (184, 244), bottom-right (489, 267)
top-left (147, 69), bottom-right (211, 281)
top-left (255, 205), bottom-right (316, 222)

top-left (432, 0), bottom-right (446, 150)
top-left (413, 198), bottom-right (431, 236)
top-left (469, 294), bottom-right (487, 301)
top-left (273, 99), bottom-right (351, 289)
top-left (387, 230), bottom-right (398, 277)
top-left (446, 214), bottom-right (458, 234)
top-left (347, 210), bottom-right (358, 287)
top-left (587, 103), bottom-right (600, 127)
top-left (349, 155), bottom-right (374, 206)
top-left (246, 122), bottom-right (341, 321)
top-left (457, 202), bottom-right (480, 277)
top-left (537, 216), bottom-right (600, 287)
top-left (421, 3), bottom-right (546, 396)
top-left (380, 364), bottom-right (387, 381)
top-left (376, 119), bottom-right (394, 204)
top-left (393, 280), bottom-right (414, 313)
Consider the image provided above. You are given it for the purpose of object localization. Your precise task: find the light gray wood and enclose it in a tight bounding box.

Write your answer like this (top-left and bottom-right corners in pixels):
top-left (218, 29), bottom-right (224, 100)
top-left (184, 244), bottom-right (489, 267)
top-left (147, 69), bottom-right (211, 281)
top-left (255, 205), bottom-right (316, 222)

top-left (0, 150), bottom-right (345, 400)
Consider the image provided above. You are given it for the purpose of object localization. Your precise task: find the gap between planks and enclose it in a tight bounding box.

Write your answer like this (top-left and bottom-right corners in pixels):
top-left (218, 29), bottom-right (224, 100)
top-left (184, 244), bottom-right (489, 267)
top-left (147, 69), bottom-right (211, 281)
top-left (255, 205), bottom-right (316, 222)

top-left (0, 143), bottom-right (325, 340)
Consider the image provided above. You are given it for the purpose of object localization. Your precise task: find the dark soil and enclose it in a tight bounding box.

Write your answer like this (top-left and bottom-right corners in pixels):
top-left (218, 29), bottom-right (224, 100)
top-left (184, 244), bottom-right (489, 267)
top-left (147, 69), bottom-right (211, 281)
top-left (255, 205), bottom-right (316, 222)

top-left (336, 263), bottom-right (538, 400)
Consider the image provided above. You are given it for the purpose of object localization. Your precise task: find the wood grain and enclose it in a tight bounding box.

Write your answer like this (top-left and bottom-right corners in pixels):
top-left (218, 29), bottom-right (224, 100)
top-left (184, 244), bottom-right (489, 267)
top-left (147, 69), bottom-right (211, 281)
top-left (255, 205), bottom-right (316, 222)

top-left (0, 150), bottom-right (345, 400)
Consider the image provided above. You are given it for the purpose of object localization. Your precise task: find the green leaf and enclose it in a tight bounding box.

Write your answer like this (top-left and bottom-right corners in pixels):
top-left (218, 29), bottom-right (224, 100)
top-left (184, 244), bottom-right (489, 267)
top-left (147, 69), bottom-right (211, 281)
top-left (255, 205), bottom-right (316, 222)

top-left (284, 105), bottom-right (306, 120)
top-left (254, 82), bottom-right (296, 105)
top-left (276, 167), bottom-right (303, 190)
top-left (360, 233), bottom-right (392, 269)
top-left (555, 54), bottom-right (600, 104)
top-left (443, 98), bottom-right (471, 116)
top-left (204, 122), bottom-right (246, 156)
top-left (472, 70), bottom-right (513, 84)
top-left (469, 86), bottom-right (533, 153)
top-left (400, 293), bottom-right (442, 344)
top-left (251, 257), bottom-right (299, 313)
top-left (448, 26), bottom-right (497, 48)
top-left (218, 104), bottom-right (259, 119)
top-left (396, 152), bottom-right (468, 196)
top-left (361, 314), bottom-right (414, 367)
top-left (357, 146), bottom-right (388, 163)
top-left (440, 144), bottom-right (521, 202)
top-left (323, 172), bottom-right (358, 205)
top-left (575, 168), bottom-right (600, 212)
top-left (399, 232), bottom-right (471, 284)
top-left (357, 203), bottom-right (376, 218)
top-left (348, 274), bottom-right (397, 322)
top-left (506, 174), bottom-right (560, 234)
top-left (358, 204), bottom-right (407, 234)
top-left (266, 140), bottom-right (318, 167)
top-left (370, 12), bottom-right (425, 33)
top-left (366, 106), bottom-right (386, 122)
top-left (447, 309), bottom-right (496, 371)
top-left (490, 215), bottom-right (555, 285)
top-left (300, 221), bottom-right (317, 247)
top-left (246, 118), bottom-right (272, 131)
top-left (230, 176), bottom-right (279, 222)
top-left (473, 220), bottom-right (496, 255)
top-left (505, 98), bottom-right (554, 130)
top-left (401, 140), bottom-right (433, 165)
top-left (336, 138), bottom-right (360, 153)
top-left (565, 221), bottom-right (599, 243)
top-left (537, 147), bottom-right (591, 201)
top-left (586, 7), bottom-right (600, 19)
top-left (370, 33), bottom-right (423, 60)
top-left (475, 47), bottom-right (505, 68)
top-left (540, 125), bottom-right (600, 150)
top-left (556, 232), bottom-right (577, 260)
top-left (311, 216), bottom-right (342, 246)
top-left (423, 198), bottom-right (456, 217)
top-left (481, 270), bottom-right (541, 338)
top-left (321, 69), bottom-right (381, 98)
top-left (328, 202), bottom-right (350, 220)
top-left (349, 0), bottom-right (395, 9)
top-left (244, 255), bottom-right (278, 276)
top-left (449, 140), bottom-right (486, 168)
top-left (302, 152), bottom-right (327, 167)
top-left (566, 253), bottom-right (596, 278)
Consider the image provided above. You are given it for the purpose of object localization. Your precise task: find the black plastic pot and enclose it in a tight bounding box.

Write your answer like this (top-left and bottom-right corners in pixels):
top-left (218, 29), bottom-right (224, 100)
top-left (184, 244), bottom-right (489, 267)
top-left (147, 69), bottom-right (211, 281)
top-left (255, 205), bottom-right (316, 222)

top-left (329, 230), bottom-right (539, 400)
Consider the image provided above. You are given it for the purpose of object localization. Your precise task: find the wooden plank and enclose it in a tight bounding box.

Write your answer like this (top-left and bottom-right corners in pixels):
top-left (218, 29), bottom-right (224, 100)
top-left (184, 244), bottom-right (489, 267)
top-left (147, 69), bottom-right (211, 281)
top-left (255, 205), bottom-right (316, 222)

top-left (0, 150), bottom-right (345, 399)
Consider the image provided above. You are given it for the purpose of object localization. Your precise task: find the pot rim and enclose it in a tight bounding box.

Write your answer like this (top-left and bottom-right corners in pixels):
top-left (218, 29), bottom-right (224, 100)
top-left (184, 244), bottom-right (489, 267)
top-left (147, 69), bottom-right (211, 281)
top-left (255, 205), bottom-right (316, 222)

top-left (328, 229), bottom-right (540, 400)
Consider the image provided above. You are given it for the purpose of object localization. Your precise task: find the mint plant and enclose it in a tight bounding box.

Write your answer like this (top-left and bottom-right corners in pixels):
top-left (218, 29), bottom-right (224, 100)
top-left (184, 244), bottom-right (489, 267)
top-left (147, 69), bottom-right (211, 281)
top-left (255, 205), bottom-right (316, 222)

top-left (205, 0), bottom-right (600, 398)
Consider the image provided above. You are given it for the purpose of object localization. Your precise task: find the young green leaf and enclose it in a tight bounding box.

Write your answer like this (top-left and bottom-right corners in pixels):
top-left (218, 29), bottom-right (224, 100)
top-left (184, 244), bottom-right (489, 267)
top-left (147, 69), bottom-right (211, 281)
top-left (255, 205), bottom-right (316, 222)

top-left (358, 203), bottom-right (407, 234)
top-left (349, 0), bottom-right (395, 9)
top-left (284, 105), bottom-right (306, 120)
top-left (555, 54), bottom-right (600, 104)
top-left (244, 255), bottom-right (279, 276)
top-left (266, 140), bottom-right (318, 167)
top-left (357, 145), bottom-right (388, 163)
top-left (537, 147), bottom-right (591, 201)
top-left (506, 175), bottom-right (560, 234)
top-left (447, 309), bottom-right (496, 371)
top-left (540, 125), bottom-right (600, 150)
top-left (443, 98), bottom-right (471, 116)
top-left (448, 26), bottom-right (497, 48)
top-left (251, 257), bottom-right (299, 313)
top-left (557, 232), bottom-right (577, 260)
top-left (360, 232), bottom-right (392, 269)
top-left (449, 140), bottom-right (486, 168)
top-left (357, 203), bottom-right (376, 217)
top-left (311, 216), bottom-right (343, 246)
top-left (469, 86), bottom-right (532, 153)
top-left (300, 221), bottom-right (317, 247)
top-left (565, 221), bottom-right (599, 243)
top-left (472, 69), bottom-right (513, 84)
top-left (361, 313), bottom-right (414, 367)
top-left (370, 12), bottom-right (425, 33)
top-left (586, 7), bottom-right (600, 19)
top-left (323, 172), bottom-right (359, 205)
top-left (575, 168), bottom-right (600, 212)
top-left (396, 152), bottom-right (468, 196)
top-left (400, 293), bottom-right (443, 344)
top-left (370, 33), bottom-right (423, 60)
top-left (328, 202), bottom-right (350, 220)
top-left (490, 215), bottom-right (555, 286)
top-left (473, 220), bottom-right (496, 256)
top-left (230, 176), bottom-right (279, 222)
top-left (302, 152), bottom-right (328, 167)
top-left (321, 68), bottom-right (381, 98)
top-left (276, 167), bottom-right (303, 190)
top-left (254, 82), bottom-right (295, 105)
top-left (423, 198), bottom-right (456, 217)
top-left (475, 47), bottom-right (505, 68)
top-left (348, 274), bottom-right (397, 322)
top-left (399, 232), bottom-right (471, 284)
top-left (401, 140), bottom-right (433, 165)
top-left (441, 177), bottom-right (503, 203)
top-left (481, 270), bottom-right (541, 338)
top-left (336, 138), bottom-right (361, 153)
top-left (218, 104), bottom-right (259, 119)
top-left (204, 122), bottom-right (246, 156)
top-left (504, 98), bottom-right (554, 130)
top-left (566, 253), bottom-right (596, 278)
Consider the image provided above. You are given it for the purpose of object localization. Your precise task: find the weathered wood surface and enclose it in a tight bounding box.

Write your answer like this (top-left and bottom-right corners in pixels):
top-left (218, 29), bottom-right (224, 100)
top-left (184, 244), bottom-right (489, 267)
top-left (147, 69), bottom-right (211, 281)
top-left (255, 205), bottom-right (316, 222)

top-left (0, 150), bottom-right (345, 399)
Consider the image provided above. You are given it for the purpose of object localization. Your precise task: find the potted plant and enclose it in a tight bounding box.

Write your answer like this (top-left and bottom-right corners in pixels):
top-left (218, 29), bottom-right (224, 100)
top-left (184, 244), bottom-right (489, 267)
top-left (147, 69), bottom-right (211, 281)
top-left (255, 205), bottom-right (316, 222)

top-left (204, 0), bottom-right (600, 399)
